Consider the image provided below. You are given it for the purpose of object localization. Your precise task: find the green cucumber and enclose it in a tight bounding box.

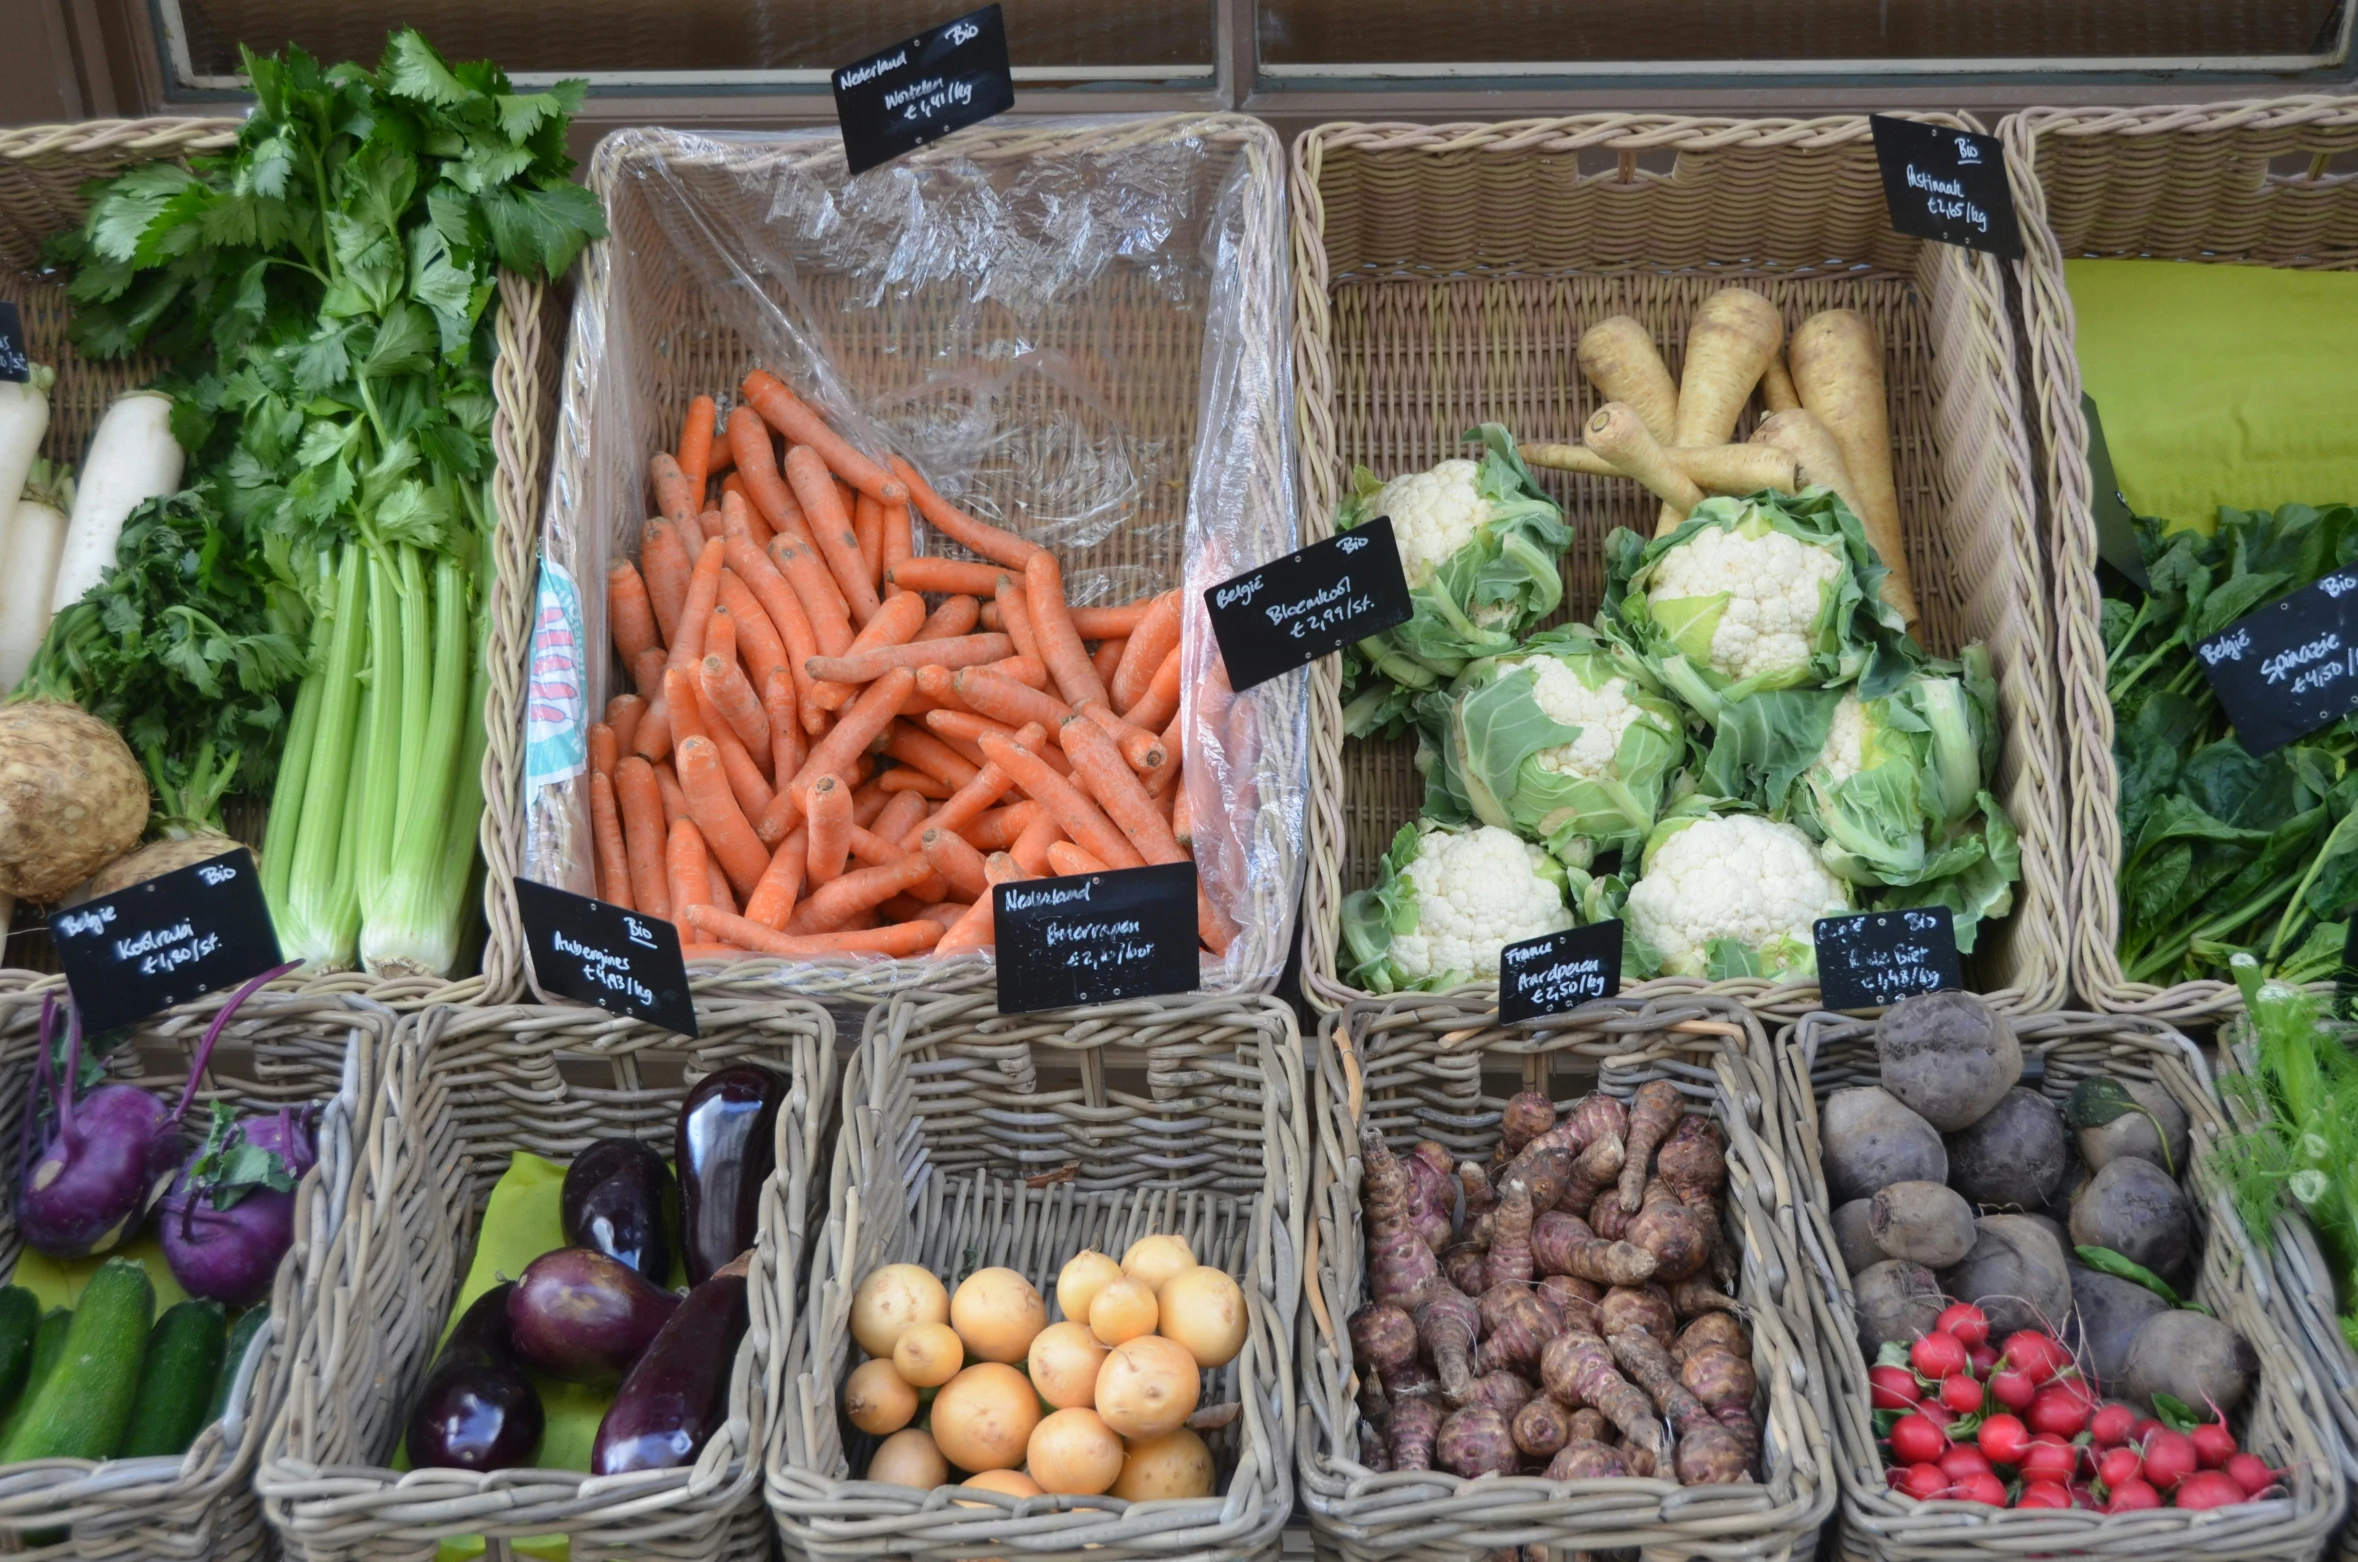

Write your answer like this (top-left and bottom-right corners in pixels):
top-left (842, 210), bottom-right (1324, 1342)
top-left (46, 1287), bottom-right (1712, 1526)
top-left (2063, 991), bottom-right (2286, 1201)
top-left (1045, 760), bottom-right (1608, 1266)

top-left (118, 1300), bottom-right (227, 1459)
top-left (0, 1287), bottom-right (39, 1410)
top-left (0, 1309), bottom-right (71, 1448)
top-left (208, 1305), bottom-right (270, 1426)
top-left (0, 1259), bottom-right (153, 1463)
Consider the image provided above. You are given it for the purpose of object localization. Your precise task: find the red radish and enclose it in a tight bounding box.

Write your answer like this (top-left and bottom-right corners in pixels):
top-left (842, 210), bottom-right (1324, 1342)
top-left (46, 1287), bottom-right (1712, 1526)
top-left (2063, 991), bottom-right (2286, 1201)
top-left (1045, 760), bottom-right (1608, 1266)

top-left (1968, 1344), bottom-right (1998, 1378)
top-left (2172, 1470), bottom-right (2248, 1511)
top-left (1953, 1471), bottom-right (2006, 1506)
top-left (1974, 1416), bottom-right (2029, 1469)
top-left (2131, 1418), bottom-right (2164, 1444)
top-left (2107, 1478), bottom-right (2161, 1512)
top-left (2225, 1453), bottom-right (2277, 1497)
top-left (2029, 1383), bottom-right (2094, 1439)
top-left (2097, 1446), bottom-right (2144, 1488)
top-left (2071, 1482), bottom-right (2102, 1510)
top-left (1939, 1443), bottom-right (1995, 1482)
top-left (2189, 1422), bottom-right (2237, 1469)
top-left (1917, 1401), bottom-right (1956, 1430)
top-left (2019, 1437), bottom-right (2078, 1485)
top-left (2142, 1431), bottom-right (2198, 1491)
top-left (2018, 1481), bottom-right (2072, 1509)
top-left (1912, 1331), bottom-right (1969, 1381)
top-left (1891, 1463), bottom-right (1948, 1500)
top-left (1939, 1374), bottom-right (1984, 1415)
top-left (2089, 1404), bottom-right (2137, 1447)
top-left (1986, 1367), bottom-right (2037, 1413)
top-left (1870, 1365), bottom-right (1923, 1410)
top-left (1889, 1414), bottom-right (1946, 1467)
top-left (1936, 1302), bottom-right (1989, 1349)
top-left (2001, 1330), bottom-right (2068, 1384)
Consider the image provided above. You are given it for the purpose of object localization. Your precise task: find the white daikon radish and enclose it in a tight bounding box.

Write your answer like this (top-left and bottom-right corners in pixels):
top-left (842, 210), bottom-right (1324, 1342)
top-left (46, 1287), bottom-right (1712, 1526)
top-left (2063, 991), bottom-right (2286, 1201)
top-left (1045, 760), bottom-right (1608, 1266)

top-left (0, 462), bottom-right (74, 691)
top-left (51, 390), bottom-right (181, 613)
top-left (0, 366), bottom-right (52, 524)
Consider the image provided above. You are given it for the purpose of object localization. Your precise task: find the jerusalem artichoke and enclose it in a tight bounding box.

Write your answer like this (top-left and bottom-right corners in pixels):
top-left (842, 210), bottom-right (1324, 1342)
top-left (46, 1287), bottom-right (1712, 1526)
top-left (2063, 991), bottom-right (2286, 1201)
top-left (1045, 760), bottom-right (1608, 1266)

top-left (1626, 1178), bottom-right (1710, 1281)
top-left (1668, 1274), bottom-right (1742, 1319)
top-left (1531, 1211), bottom-right (1657, 1286)
top-left (1617, 1081), bottom-right (1685, 1212)
top-left (1588, 1188), bottom-right (1633, 1242)
top-left (1608, 1327), bottom-right (1752, 1485)
top-left (1444, 1243), bottom-right (1489, 1297)
top-left (1349, 1302), bottom-right (1420, 1385)
top-left (1457, 1161), bottom-right (1497, 1224)
top-left (1557, 1132), bottom-right (1625, 1216)
top-left (1498, 1091), bottom-right (1556, 1160)
top-left (1476, 1286), bottom-right (1562, 1375)
top-left (1512, 1395), bottom-right (1578, 1458)
top-left (1544, 1439), bottom-right (1632, 1481)
top-left (1600, 1283), bottom-right (1676, 1340)
top-left (1417, 1289), bottom-right (1480, 1405)
top-left (1487, 1177), bottom-right (1536, 1288)
top-left (1364, 1125), bottom-right (1445, 1307)
top-left (1679, 1345), bottom-right (1756, 1412)
top-left (1435, 1405), bottom-right (1519, 1477)
top-left (1389, 1394), bottom-right (1443, 1471)
top-left (1463, 1370), bottom-right (1537, 1415)
top-left (1539, 1328), bottom-right (1668, 1469)
top-left (1676, 1312), bottom-right (1749, 1362)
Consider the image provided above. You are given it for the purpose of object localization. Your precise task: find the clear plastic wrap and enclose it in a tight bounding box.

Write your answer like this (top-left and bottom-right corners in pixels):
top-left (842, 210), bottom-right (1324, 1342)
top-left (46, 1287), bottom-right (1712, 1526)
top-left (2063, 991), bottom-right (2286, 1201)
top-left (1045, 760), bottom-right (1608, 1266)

top-left (520, 115), bottom-right (1304, 997)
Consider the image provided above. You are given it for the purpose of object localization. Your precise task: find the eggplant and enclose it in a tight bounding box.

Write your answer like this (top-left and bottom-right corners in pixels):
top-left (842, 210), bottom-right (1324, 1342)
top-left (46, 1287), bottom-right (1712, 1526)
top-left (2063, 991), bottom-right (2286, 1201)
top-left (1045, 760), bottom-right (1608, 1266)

top-left (562, 1138), bottom-right (677, 1283)
top-left (591, 1259), bottom-right (750, 1475)
top-left (506, 1247), bottom-right (680, 1386)
top-left (407, 1283), bottom-right (544, 1471)
top-left (676, 1066), bottom-right (783, 1285)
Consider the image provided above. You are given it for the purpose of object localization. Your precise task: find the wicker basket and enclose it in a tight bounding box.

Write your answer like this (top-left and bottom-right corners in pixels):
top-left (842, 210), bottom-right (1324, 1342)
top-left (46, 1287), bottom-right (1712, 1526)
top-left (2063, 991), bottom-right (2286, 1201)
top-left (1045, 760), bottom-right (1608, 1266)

top-left (1778, 1008), bottom-right (2346, 1562)
top-left (1302, 993), bottom-right (1834, 1562)
top-left (769, 989), bottom-right (1307, 1562)
top-left (2002, 96), bottom-right (2358, 1025)
top-left (516, 113), bottom-right (1304, 1009)
top-left (0, 985), bottom-right (386, 1560)
top-left (0, 118), bottom-right (558, 1008)
top-left (257, 1000), bottom-right (834, 1561)
top-left (1288, 115), bottom-right (2067, 1020)
top-left (2217, 1010), bottom-right (2358, 1562)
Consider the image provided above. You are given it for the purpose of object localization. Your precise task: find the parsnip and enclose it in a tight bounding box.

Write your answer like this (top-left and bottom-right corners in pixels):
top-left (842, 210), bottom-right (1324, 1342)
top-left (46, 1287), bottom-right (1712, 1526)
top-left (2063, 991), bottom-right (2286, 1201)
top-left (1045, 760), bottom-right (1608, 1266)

top-left (1787, 309), bottom-right (1915, 622)
top-left (0, 462), bottom-right (72, 691)
top-left (1576, 317), bottom-right (1678, 443)
top-left (51, 392), bottom-right (182, 613)
top-left (1521, 442), bottom-right (1798, 496)
top-left (1760, 352), bottom-right (1801, 414)
top-left (1660, 289), bottom-right (1783, 533)
top-left (1748, 410), bottom-right (1857, 507)
top-left (1582, 403), bottom-right (1702, 524)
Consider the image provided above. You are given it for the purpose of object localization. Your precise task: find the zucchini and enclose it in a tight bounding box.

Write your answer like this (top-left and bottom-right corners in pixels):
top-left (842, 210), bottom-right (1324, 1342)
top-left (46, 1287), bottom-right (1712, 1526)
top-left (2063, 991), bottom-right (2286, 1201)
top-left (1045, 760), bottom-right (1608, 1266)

top-left (0, 1259), bottom-right (152, 1462)
top-left (208, 1304), bottom-right (269, 1426)
top-left (0, 1308), bottom-right (70, 1448)
top-left (118, 1300), bottom-right (226, 1458)
top-left (0, 1286), bottom-right (39, 1410)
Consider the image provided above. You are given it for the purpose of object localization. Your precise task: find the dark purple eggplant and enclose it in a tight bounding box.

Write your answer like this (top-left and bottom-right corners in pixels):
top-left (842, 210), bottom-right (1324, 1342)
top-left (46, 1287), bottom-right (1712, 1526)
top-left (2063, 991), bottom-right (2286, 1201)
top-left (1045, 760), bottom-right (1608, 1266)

top-left (562, 1138), bottom-right (676, 1283)
top-left (407, 1283), bottom-right (544, 1471)
top-left (506, 1248), bottom-right (681, 1385)
top-left (591, 1259), bottom-right (750, 1475)
top-left (676, 1066), bottom-right (783, 1285)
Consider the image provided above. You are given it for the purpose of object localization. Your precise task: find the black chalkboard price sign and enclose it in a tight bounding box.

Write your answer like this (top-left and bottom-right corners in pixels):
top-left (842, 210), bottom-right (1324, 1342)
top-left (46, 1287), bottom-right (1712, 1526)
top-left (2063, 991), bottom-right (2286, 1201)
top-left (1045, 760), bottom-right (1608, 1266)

top-left (832, 5), bottom-right (1015, 177)
top-left (1868, 116), bottom-right (2024, 261)
top-left (1498, 921), bottom-right (1623, 1025)
top-left (1814, 906), bottom-right (1963, 1011)
top-left (2193, 569), bottom-right (2358, 758)
top-left (993, 862), bottom-right (1198, 1014)
top-left (0, 301), bottom-right (28, 384)
top-left (49, 848), bottom-right (284, 1034)
top-left (515, 877), bottom-right (699, 1038)
top-left (1202, 516), bottom-right (1415, 693)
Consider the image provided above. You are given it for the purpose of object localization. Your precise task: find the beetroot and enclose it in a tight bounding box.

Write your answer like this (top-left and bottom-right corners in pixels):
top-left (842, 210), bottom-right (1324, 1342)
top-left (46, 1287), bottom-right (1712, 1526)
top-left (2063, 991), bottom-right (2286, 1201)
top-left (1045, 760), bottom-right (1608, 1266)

top-left (157, 1102), bottom-right (318, 1306)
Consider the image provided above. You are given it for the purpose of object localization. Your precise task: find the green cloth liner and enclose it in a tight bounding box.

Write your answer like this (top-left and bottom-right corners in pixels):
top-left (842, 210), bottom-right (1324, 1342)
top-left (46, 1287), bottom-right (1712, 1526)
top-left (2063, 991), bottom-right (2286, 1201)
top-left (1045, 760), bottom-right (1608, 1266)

top-left (2065, 258), bottom-right (2358, 535)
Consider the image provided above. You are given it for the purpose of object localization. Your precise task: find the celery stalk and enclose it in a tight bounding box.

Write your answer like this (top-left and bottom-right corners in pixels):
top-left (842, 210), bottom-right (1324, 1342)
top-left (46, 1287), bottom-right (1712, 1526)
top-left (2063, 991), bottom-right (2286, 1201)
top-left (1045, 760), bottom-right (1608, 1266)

top-left (361, 554), bottom-right (475, 977)
top-left (276, 545), bottom-right (368, 969)
top-left (353, 552), bottom-right (408, 937)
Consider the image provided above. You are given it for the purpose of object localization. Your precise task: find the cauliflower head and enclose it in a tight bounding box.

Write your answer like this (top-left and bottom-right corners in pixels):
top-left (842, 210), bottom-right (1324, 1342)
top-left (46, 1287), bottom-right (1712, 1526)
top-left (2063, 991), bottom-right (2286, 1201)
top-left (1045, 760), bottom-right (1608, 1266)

top-left (1376, 459), bottom-right (1488, 588)
top-left (1342, 821), bottom-right (1575, 993)
top-left (1514, 655), bottom-right (1648, 780)
top-left (1645, 513), bottom-right (1846, 683)
top-left (1625, 811), bottom-right (1852, 979)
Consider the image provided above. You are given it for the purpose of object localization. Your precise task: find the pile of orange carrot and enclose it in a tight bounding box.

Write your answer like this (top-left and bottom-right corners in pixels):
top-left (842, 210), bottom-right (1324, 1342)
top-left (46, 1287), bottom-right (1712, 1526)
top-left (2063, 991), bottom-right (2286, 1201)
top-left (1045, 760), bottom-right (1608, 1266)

top-left (585, 368), bottom-right (1234, 963)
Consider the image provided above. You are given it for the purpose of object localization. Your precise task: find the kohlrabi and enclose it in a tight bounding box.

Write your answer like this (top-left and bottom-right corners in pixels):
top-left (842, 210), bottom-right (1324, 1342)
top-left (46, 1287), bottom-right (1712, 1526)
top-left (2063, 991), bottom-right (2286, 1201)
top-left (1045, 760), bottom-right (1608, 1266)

top-left (158, 1099), bottom-right (316, 1307)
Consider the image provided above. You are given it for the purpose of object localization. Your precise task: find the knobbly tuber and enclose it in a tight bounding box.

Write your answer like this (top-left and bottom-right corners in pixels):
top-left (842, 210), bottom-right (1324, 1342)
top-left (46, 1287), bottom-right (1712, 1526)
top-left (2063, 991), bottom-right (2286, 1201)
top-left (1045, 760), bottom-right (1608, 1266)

top-left (1618, 1081), bottom-right (1685, 1211)
top-left (2076, 1078), bottom-right (2189, 1177)
top-left (1350, 1302), bottom-right (1420, 1385)
top-left (1564, 1407), bottom-right (1609, 1444)
top-left (1477, 1287), bottom-right (1562, 1375)
top-left (1412, 1140), bottom-right (1455, 1185)
top-left (1608, 1326), bottom-right (1752, 1484)
top-left (1945, 1088), bottom-right (2069, 1211)
top-left (1436, 1404), bottom-right (1519, 1477)
top-left (1567, 1092), bottom-right (1630, 1151)
top-left (1680, 1345), bottom-right (1757, 1412)
top-left (1821, 1087), bottom-right (1947, 1203)
top-left (2062, 1263), bottom-right (2170, 1392)
top-left (1544, 1439), bottom-right (1632, 1481)
top-left (1875, 990), bottom-right (2020, 1132)
top-left (1445, 1243), bottom-right (1488, 1297)
top-left (1588, 1187), bottom-right (1633, 1242)
top-left (1540, 1328), bottom-right (1669, 1469)
top-left (1499, 1091), bottom-right (1556, 1161)
top-left (2122, 1310), bottom-right (2256, 1419)
top-left (1940, 1214), bottom-right (2073, 1338)
top-left (1501, 1136), bottom-right (1575, 1214)
top-left (1559, 1133), bottom-right (1626, 1216)
top-left (1667, 1274), bottom-right (1742, 1318)
top-left (1404, 1149), bottom-right (1457, 1255)
top-left (1512, 1395), bottom-right (1578, 1457)
top-left (1852, 1258), bottom-right (1944, 1354)
top-left (1532, 1211), bottom-right (1657, 1286)
top-left (1364, 1127), bottom-right (1446, 1308)
top-left (2070, 1156), bottom-right (2193, 1282)
top-left (1463, 1370), bottom-right (1537, 1415)
top-left (1359, 1419), bottom-right (1390, 1472)
top-left (1627, 1178), bottom-right (1710, 1280)
top-left (1677, 1313), bottom-right (1749, 1362)
top-left (1657, 1115), bottom-right (1735, 1283)
top-left (1712, 1404), bottom-right (1762, 1472)
top-left (1389, 1394), bottom-right (1442, 1471)
top-left (1831, 1199), bottom-right (1884, 1277)
top-left (1458, 1161), bottom-right (1498, 1223)
top-left (1418, 1289), bottom-right (1480, 1404)
top-left (1601, 1283), bottom-right (1676, 1339)
top-left (1866, 1180), bottom-right (1977, 1268)
top-left (1489, 1178), bottom-right (1537, 1287)
top-left (1540, 1272), bottom-right (1601, 1309)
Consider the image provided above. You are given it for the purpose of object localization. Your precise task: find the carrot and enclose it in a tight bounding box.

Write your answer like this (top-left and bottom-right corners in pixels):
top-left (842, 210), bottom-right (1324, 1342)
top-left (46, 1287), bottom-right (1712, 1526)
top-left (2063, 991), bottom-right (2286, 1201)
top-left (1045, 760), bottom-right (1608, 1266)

top-left (609, 563), bottom-right (660, 666)
top-left (744, 827), bottom-right (807, 930)
top-left (1025, 553), bottom-right (1107, 708)
top-left (786, 443), bottom-right (884, 627)
top-left (704, 599), bottom-right (738, 676)
top-left (768, 531), bottom-right (855, 657)
top-left (633, 702), bottom-right (672, 765)
top-left (855, 491), bottom-right (885, 588)
top-left (615, 759), bottom-right (669, 917)
top-left (634, 647), bottom-right (668, 700)
top-left (716, 570), bottom-right (787, 685)
top-left (902, 898), bottom-right (970, 931)
top-left (848, 769), bottom-right (887, 825)
top-left (676, 736), bottom-right (772, 897)
top-left (884, 557), bottom-right (1015, 598)
top-left (688, 903), bottom-right (941, 957)
top-left (1124, 646), bottom-right (1181, 735)
top-left (847, 824), bottom-right (919, 872)
top-left (667, 537), bottom-right (726, 672)
top-left (901, 759), bottom-right (1007, 849)
top-left (1143, 706), bottom-right (1185, 798)
top-left (934, 897), bottom-right (997, 955)
top-left (705, 852), bottom-right (739, 916)
top-left (1007, 811), bottom-right (1065, 878)
top-left (640, 519), bottom-right (693, 643)
top-left (711, 717), bottom-right (776, 820)
top-left (771, 666), bottom-right (916, 832)
top-left (607, 694), bottom-right (646, 757)
top-left (1061, 716), bottom-right (1233, 953)
top-left (677, 395), bottom-right (718, 493)
top-left (589, 722), bottom-right (619, 782)
top-left (726, 531), bottom-right (828, 733)
top-left (654, 761), bottom-right (689, 827)
top-left (1170, 776), bottom-right (1192, 849)
top-left (1083, 701), bottom-right (1167, 772)
top-left (921, 827), bottom-right (990, 901)
top-left (706, 427), bottom-right (736, 478)
top-left (649, 453), bottom-right (705, 553)
top-left (591, 771), bottom-right (632, 909)
top-left (663, 666), bottom-right (709, 746)
top-left (953, 666), bottom-right (1071, 731)
top-left (888, 454), bottom-right (1038, 568)
top-left (914, 595), bottom-right (980, 642)
top-left (1067, 601), bottom-right (1154, 640)
top-left (976, 730), bottom-right (1142, 871)
top-left (983, 654), bottom-right (1050, 690)
top-left (877, 769), bottom-right (950, 799)
top-left (881, 501), bottom-right (914, 597)
top-left (994, 576), bottom-right (1042, 663)
top-left (1091, 635), bottom-right (1127, 689)
top-left (920, 719), bottom-right (986, 769)
top-left (1112, 591), bottom-right (1182, 712)
top-left (806, 774), bottom-right (851, 886)
top-left (727, 406), bottom-right (809, 543)
top-left (807, 632), bottom-right (1010, 685)
top-left (763, 669), bottom-right (806, 787)
top-left (785, 851), bottom-right (937, 934)
top-left (964, 801), bottom-right (1039, 853)
top-left (872, 788), bottom-right (932, 849)
top-left (667, 818), bottom-right (714, 929)
top-left (883, 724), bottom-right (979, 790)
top-left (742, 370), bottom-right (907, 503)
top-left (809, 589), bottom-right (928, 711)
top-left (1047, 841), bottom-right (1110, 877)
top-left (701, 651), bottom-right (771, 757)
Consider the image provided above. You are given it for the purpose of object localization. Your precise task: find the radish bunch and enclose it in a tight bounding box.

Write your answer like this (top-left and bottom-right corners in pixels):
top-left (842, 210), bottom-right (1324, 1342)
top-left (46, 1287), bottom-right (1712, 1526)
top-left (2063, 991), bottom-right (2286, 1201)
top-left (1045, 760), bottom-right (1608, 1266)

top-left (1872, 1303), bottom-right (2279, 1511)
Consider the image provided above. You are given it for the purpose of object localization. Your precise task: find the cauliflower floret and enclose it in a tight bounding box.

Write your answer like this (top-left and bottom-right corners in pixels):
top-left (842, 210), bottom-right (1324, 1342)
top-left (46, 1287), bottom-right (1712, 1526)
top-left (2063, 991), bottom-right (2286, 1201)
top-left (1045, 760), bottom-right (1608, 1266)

top-left (1502, 656), bottom-right (1645, 780)
top-left (1375, 459), bottom-right (1487, 588)
top-left (1648, 522), bottom-right (1845, 681)
top-left (1626, 813), bottom-right (1852, 977)
top-left (1393, 824), bottom-right (1575, 983)
top-left (1816, 693), bottom-right (1869, 786)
